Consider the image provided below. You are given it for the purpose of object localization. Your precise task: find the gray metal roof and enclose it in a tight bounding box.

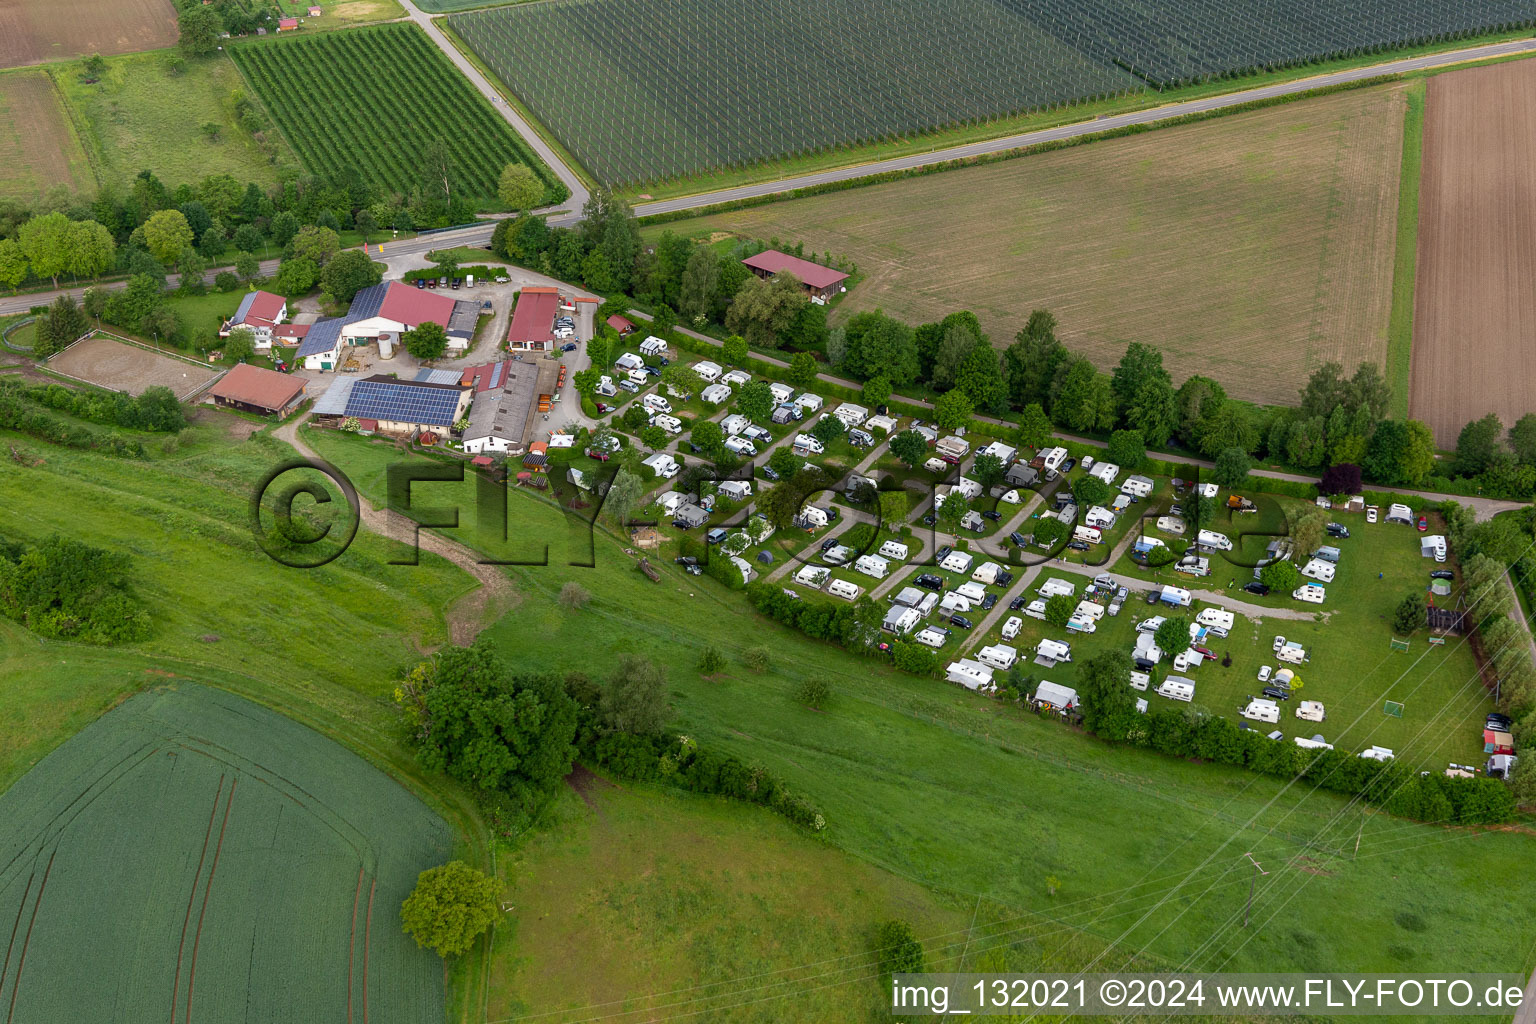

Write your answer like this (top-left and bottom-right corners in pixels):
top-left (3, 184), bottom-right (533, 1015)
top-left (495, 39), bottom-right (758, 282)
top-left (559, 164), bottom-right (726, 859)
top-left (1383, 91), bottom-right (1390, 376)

top-left (296, 318), bottom-right (343, 357)
top-left (448, 300), bottom-right (480, 339)
top-left (415, 368), bottom-right (465, 384)
top-left (309, 376), bottom-right (356, 416)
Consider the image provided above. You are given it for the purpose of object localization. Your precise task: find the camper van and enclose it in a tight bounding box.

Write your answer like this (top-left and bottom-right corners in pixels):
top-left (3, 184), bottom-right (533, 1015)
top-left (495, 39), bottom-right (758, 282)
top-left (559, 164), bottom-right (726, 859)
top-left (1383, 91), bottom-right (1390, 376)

top-left (977, 644), bottom-right (1018, 670)
top-left (1001, 616), bottom-right (1023, 641)
top-left (1300, 558), bottom-right (1335, 582)
top-left (793, 434), bottom-right (825, 455)
top-left (1157, 677), bottom-right (1195, 702)
top-left (826, 579), bottom-right (863, 601)
top-left (1196, 608), bottom-right (1235, 635)
top-left (1196, 529), bottom-right (1233, 551)
top-left (1295, 700), bottom-right (1326, 723)
top-left (1292, 583), bottom-right (1326, 604)
top-left (1036, 639), bottom-right (1072, 663)
top-left (1129, 671), bottom-right (1150, 691)
top-left (914, 628), bottom-right (947, 649)
top-left (1038, 577), bottom-right (1076, 599)
top-left (1242, 698), bottom-right (1280, 724)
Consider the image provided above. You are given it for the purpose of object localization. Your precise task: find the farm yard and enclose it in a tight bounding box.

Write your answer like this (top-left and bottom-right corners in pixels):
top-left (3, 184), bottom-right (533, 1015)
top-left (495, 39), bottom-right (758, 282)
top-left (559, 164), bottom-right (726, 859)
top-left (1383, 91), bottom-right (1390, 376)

top-left (452, 0), bottom-right (1531, 187)
top-left (657, 84), bottom-right (1408, 405)
top-left (0, 0), bottom-right (176, 69)
top-left (229, 23), bottom-right (564, 205)
top-left (1409, 58), bottom-right (1536, 446)
top-left (0, 684), bottom-right (452, 1023)
top-left (0, 69), bottom-right (93, 200)
top-left (47, 334), bottom-right (220, 399)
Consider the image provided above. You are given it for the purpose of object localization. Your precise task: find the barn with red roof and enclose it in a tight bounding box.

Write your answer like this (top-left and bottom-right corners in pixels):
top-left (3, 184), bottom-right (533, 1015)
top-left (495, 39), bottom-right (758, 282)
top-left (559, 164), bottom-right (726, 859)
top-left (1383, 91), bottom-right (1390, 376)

top-left (741, 250), bottom-right (849, 303)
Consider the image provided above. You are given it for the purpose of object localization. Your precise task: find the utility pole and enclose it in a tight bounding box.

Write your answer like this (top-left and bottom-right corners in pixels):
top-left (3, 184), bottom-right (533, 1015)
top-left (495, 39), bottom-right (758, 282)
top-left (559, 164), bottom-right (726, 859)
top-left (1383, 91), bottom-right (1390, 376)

top-left (1244, 852), bottom-right (1269, 928)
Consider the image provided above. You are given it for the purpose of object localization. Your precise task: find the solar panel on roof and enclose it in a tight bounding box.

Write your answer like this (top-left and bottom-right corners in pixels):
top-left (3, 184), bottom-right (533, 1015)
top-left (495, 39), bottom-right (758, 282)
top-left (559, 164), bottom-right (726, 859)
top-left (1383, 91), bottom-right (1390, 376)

top-left (489, 362), bottom-right (504, 389)
top-left (343, 380), bottom-right (462, 426)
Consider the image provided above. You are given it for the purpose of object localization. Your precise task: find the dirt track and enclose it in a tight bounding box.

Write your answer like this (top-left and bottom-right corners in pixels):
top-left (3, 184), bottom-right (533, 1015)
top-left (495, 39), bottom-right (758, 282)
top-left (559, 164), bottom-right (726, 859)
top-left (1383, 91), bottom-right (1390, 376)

top-left (47, 335), bottom-right (219, 399)
top-left (1410, 59), bottom-right (1536, 446)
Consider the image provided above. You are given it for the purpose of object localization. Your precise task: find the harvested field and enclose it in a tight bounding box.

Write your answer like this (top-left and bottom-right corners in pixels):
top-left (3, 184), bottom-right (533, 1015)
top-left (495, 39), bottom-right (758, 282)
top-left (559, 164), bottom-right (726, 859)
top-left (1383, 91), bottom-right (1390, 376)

top-left (0, 684), bottom-right (453, 1023)
top-left (0, 0), bottom-right (176, 69)
top-left (47, 334), bottom-right (220, 399)
top-left (0, 70), bottom-right (93, 200)
top-left (1410, 59), bottom-right (1536, 445)
top-left (659, 84), bottom-right (1410, 405)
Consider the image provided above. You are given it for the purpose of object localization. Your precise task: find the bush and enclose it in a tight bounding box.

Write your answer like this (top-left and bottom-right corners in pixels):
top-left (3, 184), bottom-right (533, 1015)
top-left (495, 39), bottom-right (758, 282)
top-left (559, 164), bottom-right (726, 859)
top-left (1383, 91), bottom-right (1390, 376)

top-left (792, 678), bottom-right (831, 710)
top-left (1392, 592), bottom-right (1425, 635)
top-left (698, 646), bottom-right (726, 674)
top-left (875, 920), bottom-right (925, 980)
top-left (558, 581), bottom-right (590, 610)
top-left (742, 645), bottom-right (771, 672)
top-left (0, 535), bottom-right (151, 644)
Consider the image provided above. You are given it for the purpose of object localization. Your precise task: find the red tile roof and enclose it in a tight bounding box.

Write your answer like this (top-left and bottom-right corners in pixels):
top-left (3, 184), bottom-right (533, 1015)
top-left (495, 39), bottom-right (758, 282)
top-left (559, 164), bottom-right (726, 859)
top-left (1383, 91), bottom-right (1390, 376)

top-left (272, 323), bottom-right (310, 339)
top-left (376, 281), bottom-right (456, 328)
top-left (278, 17), bottom-right (299, 27)
top-left (208, 363), bottom-right (305, 412)
top-left (741, 250), bottom-right (849, 290)
top-left (239, 290), bottom-right (286, 327)
top-left (508, 287), bottom-right (559, 345)
top-left (607, 314), bottom-right (635, 333)
top-left (471, 455), bottom-right (493, 466)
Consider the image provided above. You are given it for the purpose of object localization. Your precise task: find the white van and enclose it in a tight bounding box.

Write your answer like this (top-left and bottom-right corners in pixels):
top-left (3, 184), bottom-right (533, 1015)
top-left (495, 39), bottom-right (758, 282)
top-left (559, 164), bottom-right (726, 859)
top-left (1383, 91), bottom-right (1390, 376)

top-left (1196, 608), bottom-right (1235, 633)
top-left (1292, 584), bottom-right (1326, 604)
top-left (1001, 616), bottom-right (1023, 641)
top-left (1157, 677), bottom-right (1195, 702)
top-left (826, 579), bottom-right (862, 601)
top-left (1038, 578), bottom-right (1075, 599)
top-left (1196, 529), bottom-right (1233, 551)
top-left (1129, 671), bottom-right (1150, 691)
top-left (1036, 638), bottom-right (1072, 663)
top-left (1300, 559), bottom-right (1335, 583)
top-left (793, 434), bottom-right (825, 455)
top-left (1242, 698), bottom-right (1280, 724)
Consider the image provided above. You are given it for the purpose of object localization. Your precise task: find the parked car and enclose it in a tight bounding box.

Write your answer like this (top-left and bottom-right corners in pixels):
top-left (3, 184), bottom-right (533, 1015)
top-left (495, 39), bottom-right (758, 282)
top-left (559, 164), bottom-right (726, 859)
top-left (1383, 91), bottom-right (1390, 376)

top-left (561, 342), bottom-right (578, 353)
top-left (820, 537), bottom-right (841, 552)
top-left (585, 447), bottom-right (611, 461)
top-left (1068, 540), bottom-right (1089, 551)
top-left (1326, 523), bottom-right (1350, 538)
top-left (1488, 712), bottom-right (1514, 732)
top-left (1367, 506), bottom-right (1379, 523)
top-left (1243, 582), bottom-right (1271, 596)
top-left (1262, 686), bottom-right (1293, 701)
top-left (644, 365), bottom-right (662, 377)
top-left (935, 545), bottom-right (952, 561)
top-left (618, 380), bottom-right (640, 393)
top-left (1257, 665), bottom-right (1272, 683)
top-left (761, 466), bottom-right (781, 482)
top-left (915, 574), bottom-right (945, 590)
top-left (1192, 645), bottom-right (1216, 661)
top-left (996, 571), bottom-right (1015, 587)
top-left (1009, 595), bottom-right (1028, 611)
top-left (414, 278), bottom-right (426, 289)
top-left (437, 276), bottom-right (448, 288)
top-left (923, 514), bottom-right (937, 526)
top-left (981, 509), bottom-right (1002, 521)
top-left (823, 506), bottom-right (840, 521)
top-left (951, 616), bottom-right (974, 630)
top-left (1145, 590), bottom-right (1161, 605)
top-left (1059, 457), bottom-right (1077, 473)
top-left (1430, 570), bottom-right (1454, 580)
top-left (674, 556), bottom-right (698, 566)
top-left (980, 594), bottom-right (998, 610)
top-left (1009, 531), bottom-right (1029, 546)
top-left (451, 278), bottom-right (462, 289)
top-left (1417, 517), bottom-right (1428, 532)
top-left (594, 401), bottom-right (611, 414)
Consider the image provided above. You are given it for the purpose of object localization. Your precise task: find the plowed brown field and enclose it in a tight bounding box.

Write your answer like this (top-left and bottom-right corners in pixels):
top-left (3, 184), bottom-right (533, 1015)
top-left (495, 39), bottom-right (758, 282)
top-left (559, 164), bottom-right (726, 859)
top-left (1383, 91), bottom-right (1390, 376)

top-left (0, 70), bottom-right (93, 199)
top-left (654, 84), bottom-right (1408, 406)
top-left (0, 0), bottom-right (176, 69)
top-left (1410, 59), bottom-right (1536, 445)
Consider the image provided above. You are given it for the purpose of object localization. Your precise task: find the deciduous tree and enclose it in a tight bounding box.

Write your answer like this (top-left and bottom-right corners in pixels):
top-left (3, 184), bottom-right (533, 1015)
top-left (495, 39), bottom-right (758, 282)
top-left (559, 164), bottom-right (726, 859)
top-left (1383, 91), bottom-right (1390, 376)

top-left (736, 380), bottom-right (774, 422)
top-left (496, 163), bottom-right (543, 210)
top-left (17, 212), bottom-right (72, 286)
top-left (933, 389), bottom-right (973, 433)
top-left (141, 209), bottom-right (194, 267)
top-left (401, 861), bottom-right (500, 959)
top-left (889, 429), bottom-right (929, 469)
top-left (320, 249), bottom-right (382, 303)
top-left (788, 351), bottom-right (818, 388)
top-left (1016, 403), bottom-right (1053, 450)
top-left (404, 321), bottom-right (448, 360)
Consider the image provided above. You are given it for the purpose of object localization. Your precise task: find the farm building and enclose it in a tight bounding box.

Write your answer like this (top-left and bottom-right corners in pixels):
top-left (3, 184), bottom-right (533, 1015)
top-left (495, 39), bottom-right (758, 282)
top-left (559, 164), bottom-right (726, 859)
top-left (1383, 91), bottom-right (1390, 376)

top-left (296, 319), bottom-right (345, 371)
top-left (741, 250), bottom-right (849, 303)
top-left (507, 286), bottom-right (562, 352)
top-left (205, 363), bottom-right (306, 417)
top-left (607, 314), bottom-right (636, 335)
top-left (219, 290), bottom-right (288, 350)
top-left (461, 360), bottom-right (540, 454)
top-left (277, 17), bottom-right (299, 31)
top-left (340, 282), bottom-right (476, 357)
top-left (317, 375), bottom-right (471, 436)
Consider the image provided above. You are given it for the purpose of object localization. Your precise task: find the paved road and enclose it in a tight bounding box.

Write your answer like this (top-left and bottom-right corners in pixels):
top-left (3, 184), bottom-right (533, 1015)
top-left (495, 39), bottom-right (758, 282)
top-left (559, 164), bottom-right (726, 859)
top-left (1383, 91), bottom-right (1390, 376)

top-left (624, 38), bottom-right (1536, 220)
top-left (396, 0), bottom-right (588, 216)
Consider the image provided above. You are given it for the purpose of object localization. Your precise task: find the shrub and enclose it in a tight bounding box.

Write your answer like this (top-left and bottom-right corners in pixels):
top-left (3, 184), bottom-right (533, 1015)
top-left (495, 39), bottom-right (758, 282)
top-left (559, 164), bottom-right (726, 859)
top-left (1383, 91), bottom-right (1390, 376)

top-left (875, 920), bottom-right (925, 980)
top-left (742, 645), bottom-right (771, 672)
top-left (558, 581), bottom-right (591, 610)
top-left (793, 678), bottom-right (831, 710)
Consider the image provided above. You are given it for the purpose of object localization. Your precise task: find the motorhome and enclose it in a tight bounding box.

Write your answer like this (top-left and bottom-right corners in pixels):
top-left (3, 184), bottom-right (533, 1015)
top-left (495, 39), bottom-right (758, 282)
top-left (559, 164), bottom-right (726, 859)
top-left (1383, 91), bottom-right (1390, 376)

top-left (1159, 585), bottom-right (1192, 607)
top-left (1295, 700), bottom-right (1326, 723)
top-left (1036, 639), bottom-right (1072, 663)
top-left (1157, 677), bottom-right (1195, 702)
top-left (1129, 671), bottom-right (1150, 691)
top-left (1196, 608), bottom-right (1236, 633)
top-left (1196, 529), bottom-right (1233, 551)
top-left (793, 434), bottom-right (825, 454)
top-left (1038, 577), bottom-right (1076, 599)
top-left (1293, 583), bottom-right (1326, 604)
top-left (1242, 698), bottom-right (1280, 723)
top-left (1001, 616), bottom-right (1023, 641)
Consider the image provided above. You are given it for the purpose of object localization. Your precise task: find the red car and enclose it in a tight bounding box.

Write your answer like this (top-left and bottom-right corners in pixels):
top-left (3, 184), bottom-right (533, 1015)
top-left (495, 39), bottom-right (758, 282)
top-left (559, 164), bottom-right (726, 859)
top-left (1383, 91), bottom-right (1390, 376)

top-left (585, 448), bottom-right (611, 461)
top-left (1416, 517), bottom-right (1428, 531)
top-left (1193, 645), bottom-right (1217, 661)
top-left (594, 402), bottom-right (611, 414)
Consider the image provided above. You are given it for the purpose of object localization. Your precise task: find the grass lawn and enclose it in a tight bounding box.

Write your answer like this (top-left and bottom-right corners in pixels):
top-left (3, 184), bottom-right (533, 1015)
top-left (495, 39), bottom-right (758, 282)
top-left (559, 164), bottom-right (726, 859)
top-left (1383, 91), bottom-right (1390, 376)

top-left (51, 51), bottom-right (296, 191)
top-left (287, 0), bottom-right (407, 25)
top-left (646, 84), bottom-right (1409, 408)
top-left (299, 431), bottom-right (1536, 996)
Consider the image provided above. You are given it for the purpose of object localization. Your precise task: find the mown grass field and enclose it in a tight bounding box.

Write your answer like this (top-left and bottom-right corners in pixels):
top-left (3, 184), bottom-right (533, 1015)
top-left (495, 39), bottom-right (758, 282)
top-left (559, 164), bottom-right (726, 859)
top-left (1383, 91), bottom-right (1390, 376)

top-left (303, 430), bottom-right (1536, 1003)
top-left (51, 51), bottom-right (295, 190)
top-left (0, 683), bottom-right (451, 1023)
top-left (0, 69), bottom-right (94, 200)
top-left (649, 84), bottom-right (1408, 407)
